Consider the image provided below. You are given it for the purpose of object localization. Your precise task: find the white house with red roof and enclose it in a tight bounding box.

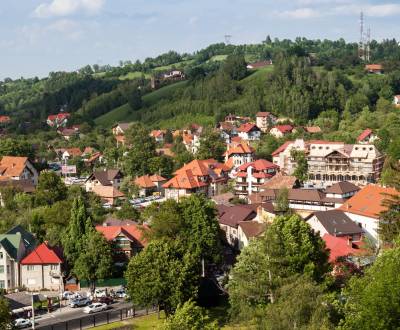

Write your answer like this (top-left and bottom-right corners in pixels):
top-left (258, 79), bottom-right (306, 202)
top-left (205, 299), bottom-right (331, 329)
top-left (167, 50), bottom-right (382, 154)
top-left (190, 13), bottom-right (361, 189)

top-left (163, 159), bottom-right (229, 201)
top-left (237, 123), bottom-right (261, 141)
top-left (135, 174), bottom-right (167, 197)
top-left (224, 142), bottom-right (255, 174)
top-left (96, 223), bottom-right (148, 263)
top-left (20, 242), bottom-right (63, 291)
top-left (272, 139), bottom-right (307, 175)
top-left (269, 124), bottom-right (294, 138)
top-left (150, 130), bottom-right (166, 143)
top-left (46, 113), bottom-right (70, 128)
top-left (234, 159), bottom-right (279, 197)
top-left (356, 129), bottom-right (377, 144)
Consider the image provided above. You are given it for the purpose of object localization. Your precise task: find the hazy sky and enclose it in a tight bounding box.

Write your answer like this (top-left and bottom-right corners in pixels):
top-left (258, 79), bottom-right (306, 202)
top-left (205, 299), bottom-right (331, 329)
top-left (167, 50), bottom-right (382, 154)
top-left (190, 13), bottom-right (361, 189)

top-left (1, 0), bottom-right (400, 79)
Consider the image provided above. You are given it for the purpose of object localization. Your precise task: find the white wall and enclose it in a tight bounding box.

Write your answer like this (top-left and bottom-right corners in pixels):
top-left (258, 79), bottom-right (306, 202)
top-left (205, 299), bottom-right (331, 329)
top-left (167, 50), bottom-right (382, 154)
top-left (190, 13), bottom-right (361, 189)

top-left (344, 212), bottom-right (378, 244)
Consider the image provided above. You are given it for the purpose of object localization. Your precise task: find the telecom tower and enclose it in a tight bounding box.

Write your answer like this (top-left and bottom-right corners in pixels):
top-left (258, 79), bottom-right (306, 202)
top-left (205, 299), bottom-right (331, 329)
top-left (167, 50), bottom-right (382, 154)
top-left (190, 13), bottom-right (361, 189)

top-left (224, 35), bottom-right (232, 45)
top-left (358, 11), bottom-right (371, 62)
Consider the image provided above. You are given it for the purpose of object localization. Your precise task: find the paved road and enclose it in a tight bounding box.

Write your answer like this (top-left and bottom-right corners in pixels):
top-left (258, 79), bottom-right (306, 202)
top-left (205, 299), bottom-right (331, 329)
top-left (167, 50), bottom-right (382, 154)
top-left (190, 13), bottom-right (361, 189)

top-left (34, 300), bottom-right (139, 329)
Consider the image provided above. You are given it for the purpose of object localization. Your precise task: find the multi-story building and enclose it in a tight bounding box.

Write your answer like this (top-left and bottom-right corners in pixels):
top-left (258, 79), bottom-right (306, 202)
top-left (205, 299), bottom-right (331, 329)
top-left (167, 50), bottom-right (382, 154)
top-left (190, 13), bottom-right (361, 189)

top-left (224, 142), bottom-right (255, 173)
top-left (237, 123), bottom-right (261, 141)
top-left (272, 139), bottom-right (307, 175)
top-left (307, 142), bottom-right (384, 186)
top-left (163, 159), bottom-right (229, 200)
top-left (235, 159), bottom-right (279, 197)
top-left (255, 112), bottom-right (277, 133)
top-left (85, 169), bottom-right (124, 192)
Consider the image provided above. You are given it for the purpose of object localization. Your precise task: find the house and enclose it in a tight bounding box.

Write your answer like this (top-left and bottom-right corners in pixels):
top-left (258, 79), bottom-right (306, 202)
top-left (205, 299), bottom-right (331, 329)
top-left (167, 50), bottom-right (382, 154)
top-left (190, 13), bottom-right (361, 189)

top-left (57, 127), bottom-right (79, 140)
top-left (0, 116), bottom-right (11, 125)
top-left (163, 70), bottom-right (185, 80)
top-left (61, 148), bottom-right (82, 161)
top-left (238, 221), bottom-right (266, 250)
top-left (365, 64), bottom-right (383, 74)
top-left (237, 123), bottom-right (261, 141)
top-left (339, 185), bottom-right (400, 244)
top-left (306, 210), bottom-right (363, 242)
top-left (163, 159), bottom-right (229, 201)
top-left (20, 242), bottom-right (63, 291)
top-left (246, 60), bottom-right (272, 69)
top-left (356, 129), bottom-right (377, 144)
top-left (135, 174), bottom-right (167, 197)
top-left (217, 122), bottom-right (238, 144)
top-left (92, 186), bottom-right (125, 205)
top-left (322, 234), bottom-right (364, 264)
top-left (84, 152), bottom-right (103, 167)
top-left (150, 130), bottom-right (166, 143)
top-left (224, 114), bottom-right (251, 125)
top-left (112, 123), bottom-right (132, 146)
top-left (234, 159), bottom-right (279, 197)
top-left (393, 95), bottom-right (400, 107)
top-left (224, 142), bottom-right (255, 173)
top-left (217, 204), bottom-right (257, 249)
top-left (271, 139), bottom-right (307, 174)
top-left (0, 226), bottom-right (36, 290)
top-left (325, 181), bottom-right (360, 199)
top-left (255, 112), bottom-right (277, 133)
top-left (85, 169), bottom-right (124, 192)
top-left (96, 223), bottom-right (148, 263)
top-left (47, 113), bottom-right (70, 128)
top-left (269, 125), bottom-right (294, 138)
top-left (259, 172), bottom-right (299, 190)
top-left (0, 156), bottom-right (38, 185)
top-left (182, 132), bottom-right (200, 154)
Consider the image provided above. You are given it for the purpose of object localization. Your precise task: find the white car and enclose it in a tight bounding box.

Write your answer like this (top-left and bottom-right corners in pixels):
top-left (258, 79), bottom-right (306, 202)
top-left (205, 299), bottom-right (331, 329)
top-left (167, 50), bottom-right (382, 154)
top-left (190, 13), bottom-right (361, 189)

top-left (62, 291), bottom-right (75, 300)
top-left (83, 303), bottom-right (108, 314)
top-left (115, 289), bottom-right (127, 298)
top-left (14, 318), bottom-right (32, 329)
top-left (94, 289), bottom-right (107, 298)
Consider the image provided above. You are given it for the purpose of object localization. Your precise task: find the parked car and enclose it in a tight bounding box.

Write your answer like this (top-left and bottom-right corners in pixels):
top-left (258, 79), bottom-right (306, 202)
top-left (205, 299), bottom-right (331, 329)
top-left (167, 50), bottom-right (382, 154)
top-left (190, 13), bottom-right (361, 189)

top-left (62, 291), bottom-right (74, 300)
top-left (14, 318), bottom-right (33, 329)
top-left (98, 296), bottom-right (114, 305)
top-left (83, 303), bottom-right (108, 314)
top-left (115, 289), bottom-right (127, 298)
top-left (94, 289), bottom-right (107, 298)
top-left (69, 297), bottom-right (91, 308)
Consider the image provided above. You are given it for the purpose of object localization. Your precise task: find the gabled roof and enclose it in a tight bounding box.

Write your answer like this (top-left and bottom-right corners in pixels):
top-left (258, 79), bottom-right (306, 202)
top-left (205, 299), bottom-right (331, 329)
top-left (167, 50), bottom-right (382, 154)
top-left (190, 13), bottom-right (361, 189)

top-left (92, 186), bottom-right (125, 198)
top-left (113, 123), bottom-right (132, 131)
top-left (0, 225), bottom-right (36, 261)
top-left (304, 126), bottom-right (321, 133)
top-left (322, 234), bottom-right (360, 263)
top-left (0, 156), bottom-right (30, 177)
top-left (64, 148), bottom-right (82, 157)
top-left (96, 224), bottom-right (148, 247)
top-left (271, 141), bottom-right (293, 156)
top-left (339, 185), bottom-right (399, 219)
top-left (239, 221), bottom-right (266, 238)
top-left (88, 169), bottom-right (123, 185)
top-left (272, 125), bottom-right (293, 134)
top-left (135, 175), bottom-right (156, 189)
top-left (225, 143), bottom-right (255, 157)
top-left (356, 129), bottom-right (373, 142)
top-left (149, 174), bottom-right (167, 182)
top-left (238, 123), bottom-right (260, 133)
top-left (218, 205), bottom-right (257, 228)
top-left (325, 181), bottom-right (360, 195)
top-left (256, 112), bottom-right (274, 118)
top-left (238, 159), bottom-right (278, 172)
top-left (21, 242), bottom-right (63, 265)
top-left (260, 172), bottom-right (298, 190)
top-left (0, 115), bottom-right (10, 123)
top-left (175, 159), bottom-right (210, 176)
top-left (163, 170), bottom-right (207, 189)
top-left (309, 210), bottom-right (363, 236)
top-left (47, 113), bottom-right (70, 121)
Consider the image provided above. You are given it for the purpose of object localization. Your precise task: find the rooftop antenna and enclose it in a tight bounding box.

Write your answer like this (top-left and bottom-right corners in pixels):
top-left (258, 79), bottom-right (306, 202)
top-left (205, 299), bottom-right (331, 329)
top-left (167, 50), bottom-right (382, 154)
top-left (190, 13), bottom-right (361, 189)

top-left (224, 34), bottom-right (232, 45)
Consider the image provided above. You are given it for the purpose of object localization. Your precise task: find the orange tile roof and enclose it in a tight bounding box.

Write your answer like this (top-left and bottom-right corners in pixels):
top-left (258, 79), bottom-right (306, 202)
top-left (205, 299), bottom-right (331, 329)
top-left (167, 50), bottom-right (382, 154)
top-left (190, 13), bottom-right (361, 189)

top-left (135, 175), bottom-right (156, 188)
top-left (0, 116), bottom-right (10, 123)
top-left (163, 170), bottom-right (208, 189)
top-left (357, 129), bottom-right (373, 142)
top-left (339, 185), bottom-right (399, 219)
top-left (65, 148), bottom-right (82, 157)
top-left (149, 174), bottom-right (167, 182)
top-left (238, 123), bottom-right (259, 133)
top-left (271, 141), bottom-right (293, 156)
top-left (365, 64), bottom-right (382, 71)
top-left (0, 156), bottom-right (29, 177)
top-left (224, 158), bottom-right (234, 170)
top-left (151, 130), bottom-right (166, 138)
top-left (182, 133), bottom-right (194, 145)
top-left (175, 159), bottom-right (210, 176)
top-left (225, 143), bottom-right (255, 157)
top-left (96, 224), bottom-right (149, 247)
top-left (305, 126), bottom-right (321, 133)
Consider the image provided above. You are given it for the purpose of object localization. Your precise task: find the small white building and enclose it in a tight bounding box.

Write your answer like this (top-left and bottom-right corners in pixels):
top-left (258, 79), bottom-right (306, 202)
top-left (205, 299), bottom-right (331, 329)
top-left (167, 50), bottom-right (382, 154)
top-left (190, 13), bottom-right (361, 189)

top-left (237, 123), bottom-right (261, 141)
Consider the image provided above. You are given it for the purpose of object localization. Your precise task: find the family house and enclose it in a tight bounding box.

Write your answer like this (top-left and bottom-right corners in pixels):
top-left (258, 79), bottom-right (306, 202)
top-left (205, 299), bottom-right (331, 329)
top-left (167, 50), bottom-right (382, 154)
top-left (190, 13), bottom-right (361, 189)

top-left (163, 159), bottom-right (229, 201)
top-left (92, 186), bottom-right (125, 205)
top-left (47, 113), bottom-right (70, 128)
top-left (234, 159), bottom-right (279, 197)
top-left (339, 185), bottom-right (400, 244)
top-left (112, 123), bottom-right (132, 146)
top-left (217, 122), bottom-right (238, 144)
top-left (135, 174), bottom-right (167, 197)
top-left (237, 123), bottom-right (261, 141)
top-left (85, 169), bottom-right (124, 192)
top-left (365, 64), bottom-right (383, 74)
top-left (394, 95), bottom-right (400, 107)
top-left (255, 112), bottom-right (277, 133)
top-left (356, 129), bottom-right (378, 144)
top-left (269, 125), bottom-right (294, 138)
top-left (20, 243), bottom-right (63, 291)
top-left (150, 130), bottom-right (166, 143)
top-left (224, 142), bottom-right (255, 173)
top-left (0, 156), bottom-right (38, 185)
top-left (0, 226), bottom-right (36, 290)
top-left (246, 60), bottom-right (272, 69)
top-left (96, 223), bottom-right (148, 263)
top-left (237, 221), bottom-right (266, 250)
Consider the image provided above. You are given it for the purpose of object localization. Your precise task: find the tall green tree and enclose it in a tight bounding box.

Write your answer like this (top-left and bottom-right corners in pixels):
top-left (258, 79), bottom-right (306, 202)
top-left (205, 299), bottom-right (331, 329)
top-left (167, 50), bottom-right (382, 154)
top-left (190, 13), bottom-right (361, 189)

top-left (35, 171), bottom-right (68, 206)
top-left (196, 130), bottom-right (226, 162)
top-left (291, 149), bottom-right (308, 182)
top-left (0, 298), bottom-right (11, 329)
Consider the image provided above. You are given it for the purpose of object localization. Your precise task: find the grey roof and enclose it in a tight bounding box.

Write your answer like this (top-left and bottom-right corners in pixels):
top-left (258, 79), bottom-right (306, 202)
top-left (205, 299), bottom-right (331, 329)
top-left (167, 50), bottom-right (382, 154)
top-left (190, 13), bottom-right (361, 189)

top-left (310, 210), bottom-right (363, 236)
top-left (325, 181), bottom-right (360, 195)
top-left (218, 205), bottom-right (257, 228)
top-left (0, 225), bottom-right (36, 261)
top-left (88, 169), bottom-right (123, 185)
top-left (115, 123), bottom-right (132, 131)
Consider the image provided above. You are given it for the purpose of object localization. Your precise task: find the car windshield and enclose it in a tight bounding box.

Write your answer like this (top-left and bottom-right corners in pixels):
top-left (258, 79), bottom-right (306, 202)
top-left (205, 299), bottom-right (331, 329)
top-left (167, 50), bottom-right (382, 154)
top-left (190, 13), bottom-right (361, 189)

top-left (88, 304), bottom-right (94, 308)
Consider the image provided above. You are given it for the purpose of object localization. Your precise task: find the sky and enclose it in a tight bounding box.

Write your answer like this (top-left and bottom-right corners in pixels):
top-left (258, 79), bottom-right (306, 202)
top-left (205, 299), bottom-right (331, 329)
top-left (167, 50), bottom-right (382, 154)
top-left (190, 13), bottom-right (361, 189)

top-left (0, 0), bottom-right (400, 79)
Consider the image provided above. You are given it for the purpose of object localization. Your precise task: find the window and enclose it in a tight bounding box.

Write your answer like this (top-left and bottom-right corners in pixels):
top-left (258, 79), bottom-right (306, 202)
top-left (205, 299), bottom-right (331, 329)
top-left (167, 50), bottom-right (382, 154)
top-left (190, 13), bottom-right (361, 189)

top-left (6, 265), bottom-right (9, 274)
top-left (0, 266), bottom-right (4, 274)
top-left (0, 252), bottom-right (3, 259)
top-left (50, 265), bottom-right (58, 271)
top-left (0, 281), bottom-right (4, 289)
top-left (27, 265), bottom-right (35, 271)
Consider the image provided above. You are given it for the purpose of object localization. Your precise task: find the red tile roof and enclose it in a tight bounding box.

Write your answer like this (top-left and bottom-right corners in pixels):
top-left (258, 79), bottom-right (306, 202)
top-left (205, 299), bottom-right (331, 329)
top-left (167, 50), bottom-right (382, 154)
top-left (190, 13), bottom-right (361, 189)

top-left (225, 143), bottom-right (255, 157)
top-left (273, 125), bottom-right (293, 134)
top-left (47, 113), bottom-right (70, 121)
top-left (356, 129), bottom-right (373, 142)
top-left (304, 126), bottom-right (321, 133)
top-left (163, 170), bottom-right (208, 189)
top-left (238, 159), bottom-right (278, 172)
top-left (339, 185), bottom-right (399, 219)
top-left (322, 234), bottom-right (359, 263)
top-left (256, 112), bottom-right (272, 117)
top-left (365, 64), bottom-right (382, 71)
top-left (271, 141), bottom-right (293, 156)
top-left (135, 175), bottom-right (156, 189)
top-left (238, 123), bottom-right (260, 133)
top-left (149, 174), bottom-right (167, 182)
top-left (0, 116), bottom-right (10, 123)
top-left (0, 156), bottom-right (29, 177)
top-left (21, 242), bottom-right (63, 265)
top-left (96, 224), bottom-right (148, 247)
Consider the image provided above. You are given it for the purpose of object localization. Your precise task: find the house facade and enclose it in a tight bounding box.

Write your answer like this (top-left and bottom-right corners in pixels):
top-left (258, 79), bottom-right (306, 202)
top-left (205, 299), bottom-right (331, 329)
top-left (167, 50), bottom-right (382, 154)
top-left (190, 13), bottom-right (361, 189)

top-left (237, 123), bottom-right (261, 141)
top-left (112, 123), bottom-right (132, 146)
top-left (20, 243), bottom-right (63, 291)
top-left (47, 113), bottom-right (70, 128)
top-left (135, 174), bottom-right (167, 197)
top-left (272, 139), bottom-right (307, 175)
top-left (85, 169), bottom-right (124, 192)
top-left (224, 143), bottom-right (255, 173)
top-left (269, 125), bottom-right (294, 138)
top-left (234, 159), bottom-right (279, 197)
top-left (255, 112), bottom-right (277, 133)
top-left (356, 129), bottom-right (378, 144)
top-left (394, 95), bottom-right (400, 106)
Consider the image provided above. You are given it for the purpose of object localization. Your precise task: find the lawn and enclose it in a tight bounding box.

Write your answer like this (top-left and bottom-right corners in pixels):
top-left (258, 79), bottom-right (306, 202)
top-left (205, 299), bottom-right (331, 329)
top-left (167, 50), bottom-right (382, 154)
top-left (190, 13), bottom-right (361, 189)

top-left (208, 54), bottom-right (228, 62)
top-left (142, 80), bottom-right (187, 106)
top-left (94, 103), bottom-right (132, 127)
top-left (119, 72), bottom-right (151, 80)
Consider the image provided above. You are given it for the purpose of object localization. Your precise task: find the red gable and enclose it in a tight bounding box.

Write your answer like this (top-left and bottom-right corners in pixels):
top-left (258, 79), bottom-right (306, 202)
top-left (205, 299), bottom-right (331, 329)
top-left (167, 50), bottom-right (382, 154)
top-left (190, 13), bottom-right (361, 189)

top-left (356, 129), bottom-right (372, 142)
top-left (21, 243), bottom-right (63, 265)
top-left (274, 125), bottom-right (293, 134)
top-left (96, 224), bottom-right (148, 247)
top-left (238, 123), bottom-right (260, 133)
top-left (47, 113), bottom-right (70, 121)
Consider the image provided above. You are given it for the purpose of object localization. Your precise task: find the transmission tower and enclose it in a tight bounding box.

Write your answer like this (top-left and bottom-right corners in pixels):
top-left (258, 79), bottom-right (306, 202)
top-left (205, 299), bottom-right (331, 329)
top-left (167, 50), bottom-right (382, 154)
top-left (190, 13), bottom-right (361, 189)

top-left (358, 11), bottom-right (371, 62)
top-left (224, 34), bottom-right (232, 45)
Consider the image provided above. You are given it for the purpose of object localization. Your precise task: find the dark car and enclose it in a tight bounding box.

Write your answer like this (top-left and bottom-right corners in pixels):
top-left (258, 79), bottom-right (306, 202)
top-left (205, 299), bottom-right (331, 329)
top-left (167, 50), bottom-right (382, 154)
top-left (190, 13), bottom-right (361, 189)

top-left (98, 296), bottom-right (114, 305)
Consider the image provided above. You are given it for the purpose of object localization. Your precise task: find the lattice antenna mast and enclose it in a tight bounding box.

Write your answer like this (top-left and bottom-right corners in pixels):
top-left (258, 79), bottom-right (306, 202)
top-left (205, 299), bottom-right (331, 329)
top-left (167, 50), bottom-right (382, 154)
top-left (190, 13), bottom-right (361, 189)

top-left (366, 27), bottom-right (371, 62)
top-left (358, 11), bottom-right (366, 61)
top-left (224, 34), bottom-right (232, 45)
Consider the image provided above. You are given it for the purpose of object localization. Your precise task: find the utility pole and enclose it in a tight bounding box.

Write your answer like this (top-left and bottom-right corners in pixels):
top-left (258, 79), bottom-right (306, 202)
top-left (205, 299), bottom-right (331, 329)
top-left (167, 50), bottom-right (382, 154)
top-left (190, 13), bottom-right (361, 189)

top-left (31, 294), bottom-right (35, 330)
